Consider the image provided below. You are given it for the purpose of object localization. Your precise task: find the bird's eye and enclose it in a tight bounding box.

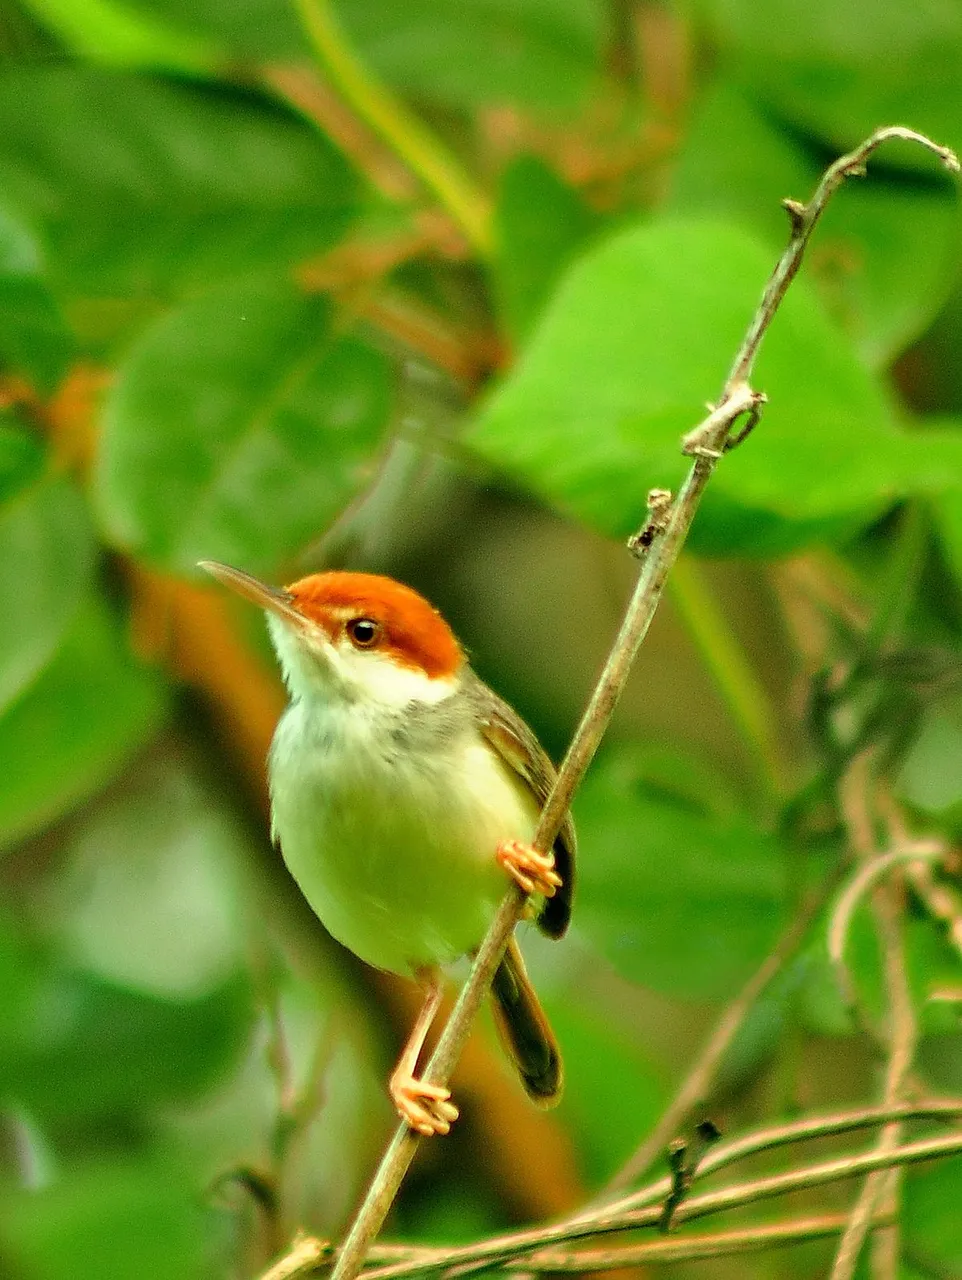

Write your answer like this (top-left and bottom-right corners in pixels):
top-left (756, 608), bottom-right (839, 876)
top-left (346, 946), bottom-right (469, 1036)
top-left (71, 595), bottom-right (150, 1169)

top-left (346, 617), bottom-right (380, 648)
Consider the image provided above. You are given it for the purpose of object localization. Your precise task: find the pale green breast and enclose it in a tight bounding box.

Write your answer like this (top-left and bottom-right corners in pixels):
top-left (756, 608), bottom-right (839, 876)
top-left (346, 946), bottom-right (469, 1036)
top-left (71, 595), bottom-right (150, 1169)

top-left (269, 703), bottom-right (537, 976)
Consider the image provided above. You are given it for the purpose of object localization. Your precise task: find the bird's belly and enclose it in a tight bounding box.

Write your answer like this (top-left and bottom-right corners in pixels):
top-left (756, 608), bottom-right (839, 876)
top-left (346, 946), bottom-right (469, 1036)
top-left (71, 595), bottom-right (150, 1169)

top-left (269, 727), bottom-right (536, 976)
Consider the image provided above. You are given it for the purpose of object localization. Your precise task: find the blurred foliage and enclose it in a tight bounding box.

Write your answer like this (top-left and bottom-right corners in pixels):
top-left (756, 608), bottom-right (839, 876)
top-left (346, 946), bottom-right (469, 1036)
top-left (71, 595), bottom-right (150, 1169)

top-left (2, 0), bottom-right (962, 1277)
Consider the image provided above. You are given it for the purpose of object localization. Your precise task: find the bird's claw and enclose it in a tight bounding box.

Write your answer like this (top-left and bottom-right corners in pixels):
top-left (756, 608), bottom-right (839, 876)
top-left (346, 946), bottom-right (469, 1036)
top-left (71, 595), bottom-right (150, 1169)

top-left (497, 840), bottom-right (562, 898)
top-left (390, 1073), bottom-right (459, 1137)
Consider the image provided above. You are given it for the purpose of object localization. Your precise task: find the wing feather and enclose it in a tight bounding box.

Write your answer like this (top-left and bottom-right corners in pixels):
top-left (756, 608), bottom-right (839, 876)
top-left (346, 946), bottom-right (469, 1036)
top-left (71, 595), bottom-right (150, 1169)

top-left (464, 671), bottom-right (575, 939)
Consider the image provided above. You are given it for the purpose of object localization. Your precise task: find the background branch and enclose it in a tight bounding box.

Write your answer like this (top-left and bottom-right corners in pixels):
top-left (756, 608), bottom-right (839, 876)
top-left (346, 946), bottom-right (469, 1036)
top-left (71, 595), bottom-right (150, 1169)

top-left (352, 1119), bottom-right (962, 1280)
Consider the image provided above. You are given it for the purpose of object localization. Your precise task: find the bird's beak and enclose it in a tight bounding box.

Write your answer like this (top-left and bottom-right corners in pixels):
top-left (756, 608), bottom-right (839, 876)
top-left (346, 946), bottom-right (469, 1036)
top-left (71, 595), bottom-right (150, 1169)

top-left (198, 561), bottom-right (306, 629)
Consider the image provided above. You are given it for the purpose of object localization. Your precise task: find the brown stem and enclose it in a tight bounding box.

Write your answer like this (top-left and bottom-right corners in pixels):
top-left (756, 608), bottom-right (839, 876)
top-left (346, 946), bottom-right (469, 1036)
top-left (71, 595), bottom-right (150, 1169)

top-left (831, 763), bottom-right (920, 1280)
top-left (351, 1102), bottom-right (962, 1280)
top-left (515, 1211), bottom-right (896, 1272)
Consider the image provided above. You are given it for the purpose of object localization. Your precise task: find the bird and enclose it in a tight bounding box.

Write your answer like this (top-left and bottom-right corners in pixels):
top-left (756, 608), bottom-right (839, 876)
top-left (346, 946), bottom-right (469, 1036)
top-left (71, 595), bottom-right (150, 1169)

top-left (200, 562), bottom-right (575, 1136)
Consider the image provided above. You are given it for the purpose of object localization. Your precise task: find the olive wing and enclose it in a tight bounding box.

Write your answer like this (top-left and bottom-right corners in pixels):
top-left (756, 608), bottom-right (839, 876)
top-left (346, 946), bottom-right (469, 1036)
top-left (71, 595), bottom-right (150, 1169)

top-left (465, 672), bottom-right (575, 939)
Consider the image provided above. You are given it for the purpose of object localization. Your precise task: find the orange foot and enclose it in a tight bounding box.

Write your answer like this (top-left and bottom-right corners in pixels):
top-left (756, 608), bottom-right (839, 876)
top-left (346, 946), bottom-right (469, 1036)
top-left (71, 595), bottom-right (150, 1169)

top-left (497, 840), bottom-right (562, 897)
top-left (389, 1072), bottom-right (459, 1137)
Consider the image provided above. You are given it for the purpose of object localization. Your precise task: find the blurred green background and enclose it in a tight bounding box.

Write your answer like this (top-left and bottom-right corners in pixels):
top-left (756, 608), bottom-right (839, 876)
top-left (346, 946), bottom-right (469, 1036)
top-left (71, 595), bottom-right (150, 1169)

top-left (3, 0), bottom-right (962, 1276)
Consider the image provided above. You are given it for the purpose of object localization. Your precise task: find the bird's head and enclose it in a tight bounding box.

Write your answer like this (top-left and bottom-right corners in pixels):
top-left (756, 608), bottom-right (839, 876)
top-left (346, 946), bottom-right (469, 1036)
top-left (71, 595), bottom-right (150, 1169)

top-left (199, 562), bottom-right (464, 708)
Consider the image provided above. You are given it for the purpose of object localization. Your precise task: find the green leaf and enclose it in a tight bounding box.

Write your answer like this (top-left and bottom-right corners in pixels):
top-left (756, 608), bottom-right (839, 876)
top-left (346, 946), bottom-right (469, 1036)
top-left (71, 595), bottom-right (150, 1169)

top-left (48, 754), bottom-right (252, 1000)
top-left (545, 995), bottom-right (667, 1184)
top-left (495, 155), bottom-right (600, 342)
top-left (0, 66), bottom-right (359, 298)
top-left (137, 0), bottom-right (604, 112)
top-left (0, 277), bottom-right (74, 393)
top-left (341, 0), bottom-right (603, 112)
top-left (20, 0), bottom-right (222, 75)
top-left (120, 0), bottom-right (307, 60)
top-left (0, 884), bottom-right (250, 1125)
top-left (572, 744), bottom-right (788, 999)
top-left (95, 277), bottom-right (392, 575)
top-left (934, 482), bottom-right (962, 594)
top-left (1, 964), bottom-right (252, 1119)
top-left (896, 693), bottom-right (962, 816)
top-left (701, 0), bottom-right (962, 173)
top-left (467, 218), bottom-right (962, 555)
top-left (667, 80), bottom-right (959, 367)
top-left (0, 202), bottom-right (74, 390)
top-left (905, 1153), bottom-right (962, 1271)
top-left (0, 598), bottom-right (167, 849)
top-left (0, 1151), bottom-right (211, 1280)
top-left (796, 908), bottom-right (962, 1040)
top-left (0, 429), bottom-right (95, 714)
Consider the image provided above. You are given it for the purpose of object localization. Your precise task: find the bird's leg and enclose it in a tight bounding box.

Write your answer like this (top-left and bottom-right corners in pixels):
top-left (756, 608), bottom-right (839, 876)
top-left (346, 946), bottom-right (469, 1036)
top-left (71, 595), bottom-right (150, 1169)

top-left (497, 840), bottom-right (562, 898)
top-left (389, 968), bottom-right (459, 1137)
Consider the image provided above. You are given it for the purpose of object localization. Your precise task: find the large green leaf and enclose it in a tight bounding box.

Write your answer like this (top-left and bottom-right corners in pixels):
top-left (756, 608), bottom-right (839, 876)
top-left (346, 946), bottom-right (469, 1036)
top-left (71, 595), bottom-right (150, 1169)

top-left (94, 277), bottom-right (392, 575)
top-left (123, 0), bottom-right (603, 112)
top-left (0, 598), bottom-right (167, 849)
top-left (20, 0), bottom-right (221, 75)
top-left (0, 277), bottom-right (74, 393)
top-left (544, 995), bottom-right (667, 1184)
top-left (2, 969), bottom-right (251, 1119)
top-left (701, 0), bottom-right (962, 171)
top-left (467, 218), bottom-right (962, 555)
top-left (667, 80), bottom-right (959, 367)
top-left (494, 155), bottom-right (600, 343)
top-left (905, 1154), bottom-right (962, 1271)
top-left (0, 66), bottom-right (359, 298)
top-left (934, 479), bottom-right (962, 599)
top-left (49, 754), bottom-right (252, 1000)
top-left (0, 1152), bottom-right (210, 1280)
top-left (572, 744), bottom-right (789, 999)
top-left (0, 202), bottom-right (74, 391)
top-left (0, 900), bottom-right (251, 1123)
top-left (339, 0), bottom-right (603, 112)
top-left (0, 428), bottom-right (95, 714)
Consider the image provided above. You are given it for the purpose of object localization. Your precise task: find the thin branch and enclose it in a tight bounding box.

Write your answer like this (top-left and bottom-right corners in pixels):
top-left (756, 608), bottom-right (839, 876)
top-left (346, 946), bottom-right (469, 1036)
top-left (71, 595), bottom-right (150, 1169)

top-left (603, 874), bottom-right (835, 1193)
top-left (261, 1232), bottom-right (331, 1280)
top-left (330, 372), bottom-right (760, 1280)
top-left (513, 1211), bottom-right (896, 1272)
top-left (830, 886), bottom-right (916, 1280)
top-left (830, 759), bottom-right (919, 1280)
top-left (607, 1132), bottom-right (962, 1238)
top-left (722, 126), bottom-right (958, 395)
top-left (876, 792), bottom-right (962, 964)
top-left (827, 842), bottom-right (944, 1018)
top-left (322, 124), bottom-right (960, 1280)
top-left (657, 1122), bottom-right (720, 1232)
top-left (353, 1103), bottom-right (962, 1280)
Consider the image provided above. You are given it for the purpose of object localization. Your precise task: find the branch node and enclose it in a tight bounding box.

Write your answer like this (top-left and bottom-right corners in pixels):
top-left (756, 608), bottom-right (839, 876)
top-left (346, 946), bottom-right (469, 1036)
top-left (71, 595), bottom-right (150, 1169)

top-left (658, 1120), bottom-right (722, 1233)
top-left (259, 1232), bottom-right (332, 1280)
top-left (681, 386), bottom-right (765, 458)
top-left (724, 391), bottom-right (768, 451)
top-left (781, 197), bottom-right (806, 233)
top-left (627, 487), bottom-right (674, 558)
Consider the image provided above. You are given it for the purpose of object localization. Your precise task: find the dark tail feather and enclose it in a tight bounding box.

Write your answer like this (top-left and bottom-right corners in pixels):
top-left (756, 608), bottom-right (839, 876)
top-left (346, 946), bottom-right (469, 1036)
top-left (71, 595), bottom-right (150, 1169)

top-left (491, 937), bottom-right (563, 1107)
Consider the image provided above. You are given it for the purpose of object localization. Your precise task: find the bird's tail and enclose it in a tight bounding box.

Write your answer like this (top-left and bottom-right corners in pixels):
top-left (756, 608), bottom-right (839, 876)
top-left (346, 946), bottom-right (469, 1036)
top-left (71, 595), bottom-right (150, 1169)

top-left (490, 937), bottom-right (563, 1107)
